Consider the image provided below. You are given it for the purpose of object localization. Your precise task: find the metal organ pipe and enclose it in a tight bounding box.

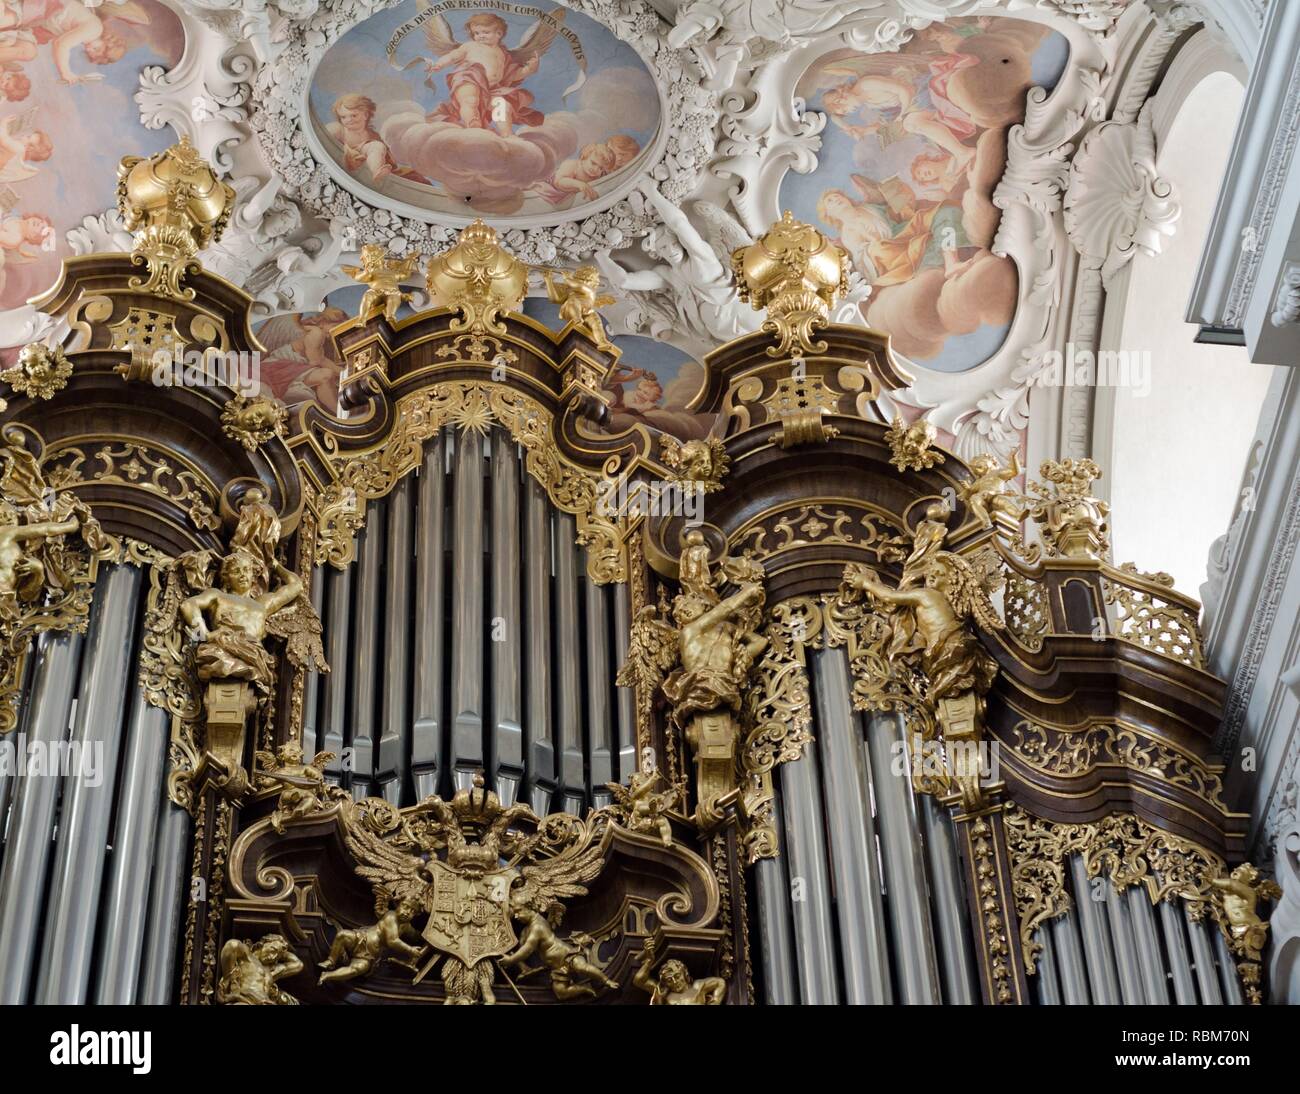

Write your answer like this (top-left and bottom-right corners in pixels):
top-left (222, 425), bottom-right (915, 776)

top-left (349, 506), bottom-right (384, 799)
top-left (0, 630), bottom-right (84, 1004)
top-left (449, 432), bottom-right (487, 789)
top-left (552, 512), bottom-right (585, 814)
top-left (379, 477), bottom-right (414, 802)
top-left (412, 435), bottom-right (448, 798)
top-left (36, 563), bottom-right (143, 1004)
top-left (523, 474), bottom-right (555, 812)
top-left (490, 431), bottom-right (523, 805)
top-left (809, 648), bottom-right (891, 1004)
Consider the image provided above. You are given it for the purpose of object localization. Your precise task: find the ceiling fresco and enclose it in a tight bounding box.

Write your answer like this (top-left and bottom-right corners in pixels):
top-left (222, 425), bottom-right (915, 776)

top-left (781, 17), bottom-right (1068, 371)
top-left (0, 1), bottom-right (1222, 457)
top-left (307, 1), bottom-right (661, 220)
top-left (0, 0), bottom-right (182, 315)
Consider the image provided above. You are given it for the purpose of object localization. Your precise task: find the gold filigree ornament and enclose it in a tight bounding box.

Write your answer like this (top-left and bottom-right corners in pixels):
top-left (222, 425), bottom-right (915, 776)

top-left (221, 394), bottom-right (288, 453)
top-left (343, 244), bottom-right (420, 322)
top-left (326, 779), bottom-right (617, 1004)
top-left (425, 219), bottom-right (528, 356)
top-left (884, 415), bottom-right (944, 472)
top-left (0, 343), bottom-right (73, 402)
top-left (731, 211), bottom-right (851, 358)
top-left (0, 426), bottom-right (118, 733)
top-left (313, 383), bottom-right (626, 582)
top-left (117, 135), bottom-right (235, 301)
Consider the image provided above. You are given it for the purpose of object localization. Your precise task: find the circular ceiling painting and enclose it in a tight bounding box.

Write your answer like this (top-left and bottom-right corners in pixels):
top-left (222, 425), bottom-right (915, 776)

top-left (308, 1), bottom-right (662, 221)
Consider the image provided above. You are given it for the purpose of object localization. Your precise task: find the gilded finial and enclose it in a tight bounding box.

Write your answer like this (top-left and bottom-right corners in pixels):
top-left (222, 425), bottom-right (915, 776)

top-left (730, 210), bottom-right (850, 358)
top-left (117, 134), bottom-right (235, 301)
top-left (425, 219), bottom-right (529, 344)
top-left (1026, 458), bottom-right (1109, 560)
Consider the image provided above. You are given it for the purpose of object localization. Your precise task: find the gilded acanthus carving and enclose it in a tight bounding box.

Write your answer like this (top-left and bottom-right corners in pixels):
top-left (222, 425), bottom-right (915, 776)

top-left (732, 211), bottom-right (851, 358)
top-left (117, 135), bottom-right (235, 301)
top-left (1027, 457), bottom-right (1110, 559)
top-left (1004, 806), bottom-right (1280, 1002)
top-left (0, 425), bottom-right (116, 734)
top-left (314, 382), bottom-right (626, 583)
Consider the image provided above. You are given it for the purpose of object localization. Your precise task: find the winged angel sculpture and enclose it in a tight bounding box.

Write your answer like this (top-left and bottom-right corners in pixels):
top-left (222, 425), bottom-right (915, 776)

top-left (332, 777), bottom-right (617, 1004)
top-left (143, 488), bottom-right (326, 793)
top-left (0, 424), bottom-right (114, 732)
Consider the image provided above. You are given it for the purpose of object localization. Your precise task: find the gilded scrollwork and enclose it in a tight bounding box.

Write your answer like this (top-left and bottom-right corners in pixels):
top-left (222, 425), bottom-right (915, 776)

top-left (42, 441), bottom-right (222, 534)
top-left (1103, 562), bottom-right (1205, 668)
top-left (1007, 720), bottom-right (1227, 808)
top-left (314, 382), bottom-right (626, 583)
top-left (0, 426), bottom-right (118, 733)
top-left (731, 502), bottom-right (904, 565)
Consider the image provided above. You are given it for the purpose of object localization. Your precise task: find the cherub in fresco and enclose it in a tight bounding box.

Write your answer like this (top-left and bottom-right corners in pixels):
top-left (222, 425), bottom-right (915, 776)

top-left (538, 135), bottom-right (640, 204)
top-left (0, 113), bottom-right (51, 182)
top-left (0, 64), bottom-right (28, 101)
top-left (0, 209), bottom-right (51, 295)
top-left (819, 56), bottom-right (977, 170)
top-left (254, 307), bottom-right (349, 412)
top-left (326, 94), bottom-right (428, 185)
top-left (0, 0), bottom-right (150, 86)
top-left (420, 10), bottom-right (565, 138)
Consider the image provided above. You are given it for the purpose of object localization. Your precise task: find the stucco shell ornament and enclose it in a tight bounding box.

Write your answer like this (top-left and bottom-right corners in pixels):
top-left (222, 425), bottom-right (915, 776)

top-left (250, 0), bottom-right (720, 264)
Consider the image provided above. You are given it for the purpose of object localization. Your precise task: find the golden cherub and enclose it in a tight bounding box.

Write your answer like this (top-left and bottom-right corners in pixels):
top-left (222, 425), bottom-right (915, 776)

top-left (542, 265), bottom-right (616, 352)
top-left (343, 244), bottom-right (421, 322)
top-left (960, 449), bottom-right (1023, 528)
top-left (0, 498), bottom-right (80, 606)
top-left (885, 414), bottom-right (944, 472)
top-left (216, 933), bottom-right (303, 1005)
top-left (318, 891), bottom-right (426, 985)
top-left (606, 769), bottom-right (675, 847)
top-left (500, 901), bottom-right (620, 1001)
top-left (1211, 863), bottom-right (1281, 958)
top-left (632, 937), bottom-right (725, 1005)
top-left (253, 740), bottom-right (345, 833)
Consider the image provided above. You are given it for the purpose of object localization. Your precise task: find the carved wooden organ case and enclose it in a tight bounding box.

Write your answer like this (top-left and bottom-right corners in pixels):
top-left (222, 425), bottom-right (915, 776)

top-left (0, 140), bottom-right (1277, 1007)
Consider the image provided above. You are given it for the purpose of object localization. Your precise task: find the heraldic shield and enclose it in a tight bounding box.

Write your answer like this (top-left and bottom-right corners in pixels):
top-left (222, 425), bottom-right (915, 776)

top-left (421, 859), bottom-right (517, 966)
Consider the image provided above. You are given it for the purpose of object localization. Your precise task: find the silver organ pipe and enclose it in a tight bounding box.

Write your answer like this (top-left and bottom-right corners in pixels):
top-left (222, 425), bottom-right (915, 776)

top-left (309, 427), bottom-right (636, 817)
top-left (0, 563), bottom-right (192, 1003)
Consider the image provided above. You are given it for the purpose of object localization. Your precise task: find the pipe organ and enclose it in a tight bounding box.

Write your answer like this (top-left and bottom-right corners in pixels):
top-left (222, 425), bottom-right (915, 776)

top-left (0, 138), bottom-right (1281, 1007)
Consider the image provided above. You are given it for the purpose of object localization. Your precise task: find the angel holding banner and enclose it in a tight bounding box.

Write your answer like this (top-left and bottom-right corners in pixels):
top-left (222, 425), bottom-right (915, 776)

top-left (420, 10), bottom-right (566, 137)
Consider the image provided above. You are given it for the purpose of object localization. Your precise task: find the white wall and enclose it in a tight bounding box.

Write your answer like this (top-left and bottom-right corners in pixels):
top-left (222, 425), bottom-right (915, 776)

top-left (1110, 72), bottom-right (1277, 597)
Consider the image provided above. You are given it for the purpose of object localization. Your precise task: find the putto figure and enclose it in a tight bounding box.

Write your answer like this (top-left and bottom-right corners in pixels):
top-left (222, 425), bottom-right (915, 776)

top-left (632, 937), bottom-right (725, 1005)
top-left (343, 243), bottom-right (421, 322)
top-left (217, 933), bottom-right (303, 1005)
top-left (421, 10), bottom-right (564, 136)
top-left (318, 892), bottom-right (426, 985)
top-left (542, 265), bottom-right (616, 352)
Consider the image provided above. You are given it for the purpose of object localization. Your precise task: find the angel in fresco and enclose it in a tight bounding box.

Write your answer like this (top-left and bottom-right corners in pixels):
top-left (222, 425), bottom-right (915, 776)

top-left (326, 94), bottom-right (429, 185)
top-left (0, 0), bottom-right (151, 85)
top-left (253, 307), bottom-right (348, 412)
top-left (0, 112), bottom-right (51, 183)
top-left (420, 10), bottom-right (566, 137)
top-left (536, 135), bottom-right (640, 205)
top-left (819, 54), bottom-right (978, 171)
top-left (0, 210), bottom-right (52, 296)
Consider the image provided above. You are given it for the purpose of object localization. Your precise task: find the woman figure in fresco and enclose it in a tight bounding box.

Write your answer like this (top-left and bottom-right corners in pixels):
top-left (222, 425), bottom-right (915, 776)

top-left (0, 0), bottom-right (149, 85)
top-left (326, 94), bottom-right (427, 185)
